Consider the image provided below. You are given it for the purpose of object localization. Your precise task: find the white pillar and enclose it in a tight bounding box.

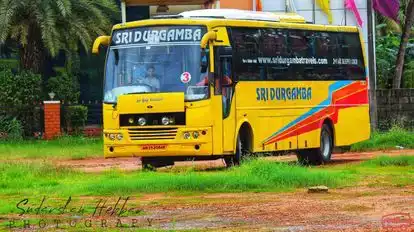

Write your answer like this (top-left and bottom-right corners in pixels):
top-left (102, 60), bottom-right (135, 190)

top-left (121, 0), bottom-right (127, 24)
top-left (252, 0), bottom-right (256, 11)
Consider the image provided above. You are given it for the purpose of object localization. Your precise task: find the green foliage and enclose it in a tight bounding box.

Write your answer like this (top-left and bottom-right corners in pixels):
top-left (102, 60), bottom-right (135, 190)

top-left (351, 126), bottom-right (414, 152)
top-left (64, 105), bottom-right (88, 134)
top-left (0, 59), bottom-right (18, 71)
top-left (0, 0), bottom-right (119, 73)
top-left (375, 34), bottom-right (414, 88)
top-left (403, 55), bottom-right (414, 88)
top-left (47, 72), bottom-right (80, 102)
top-left (0, 116), bottom-right (23, 140)
top-left (375, 35), bottom-right (400, 88)
top-left (0, 69), bottom-right (42, 136)
top-left (0, 69), bottom-right (42, 106)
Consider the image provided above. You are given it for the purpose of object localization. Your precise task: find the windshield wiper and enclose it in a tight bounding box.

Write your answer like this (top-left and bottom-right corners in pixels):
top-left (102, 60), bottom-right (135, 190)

top-left (125, 92), bottom-right (152, 95)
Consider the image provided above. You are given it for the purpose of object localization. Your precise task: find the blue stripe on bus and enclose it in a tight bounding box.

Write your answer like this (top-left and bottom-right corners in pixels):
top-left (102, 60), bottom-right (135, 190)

top-left (263, 80), bottom-right (353, 143)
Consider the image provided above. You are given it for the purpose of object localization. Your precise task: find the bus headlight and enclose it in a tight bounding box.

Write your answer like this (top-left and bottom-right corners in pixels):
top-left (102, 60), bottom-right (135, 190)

top-left (183, 132), bottom-right (191, 140)
top-left (116, 133), bottom-right (123, 140)
top-left (128, 117), bottom-right (134, 124)
top-left (138, 117), bottom-right (147, 126)
top-left (161, 116), bottom-right (170, 125)
top-left (108, 134), bottom-right (116, 140)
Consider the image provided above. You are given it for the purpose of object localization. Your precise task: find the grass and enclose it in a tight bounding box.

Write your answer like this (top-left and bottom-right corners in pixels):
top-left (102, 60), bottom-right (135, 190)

top-left (0, 126), bottom-right (411, 160)
top-left (0, 135), bottom-right (102, 160)
top-left (360, 155), bottom-right (414, 167)
top-left (351, 126), bottom-right (414, 151)
top-left (0, 159), bottom-right (348, 198)
top-left (0, 155), bottom-right (412, 230)
top-left (1, 156), bottom-right (412, 206)
top-left (333, 155), bottom-right (414, 188)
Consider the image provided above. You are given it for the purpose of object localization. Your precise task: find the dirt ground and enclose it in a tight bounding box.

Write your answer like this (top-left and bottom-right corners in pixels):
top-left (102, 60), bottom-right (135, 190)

top-left (130, 186), bottom-right (414, 232)
top-left (58, 149), bottom-right (414, 173)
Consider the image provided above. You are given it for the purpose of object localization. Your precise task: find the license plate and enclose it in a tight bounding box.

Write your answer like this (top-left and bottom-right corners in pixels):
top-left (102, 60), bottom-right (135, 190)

top-left (141, 144), bottom-right (167, 151)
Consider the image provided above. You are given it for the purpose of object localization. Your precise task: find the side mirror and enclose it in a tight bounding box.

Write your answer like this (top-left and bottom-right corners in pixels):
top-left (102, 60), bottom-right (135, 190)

top-left (92, 36), bottom-right (110, 54)
top-left (200, 48), bottom-right (209, 73)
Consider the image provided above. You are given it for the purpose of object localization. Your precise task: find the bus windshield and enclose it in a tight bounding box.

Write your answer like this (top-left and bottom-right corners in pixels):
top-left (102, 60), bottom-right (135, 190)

top-left (104, 26), bottom-right (208, 103)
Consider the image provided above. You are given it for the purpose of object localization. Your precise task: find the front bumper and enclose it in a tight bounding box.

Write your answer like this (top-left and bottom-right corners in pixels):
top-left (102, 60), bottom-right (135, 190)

top-left (103, 127), bottom-right (213, 158)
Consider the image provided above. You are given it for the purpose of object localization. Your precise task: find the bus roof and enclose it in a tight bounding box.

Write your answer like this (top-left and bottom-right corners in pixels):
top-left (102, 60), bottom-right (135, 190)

top-left (113, 9), bottom-right (359, 33)
top-left (179, 9), bottom-right (306, 23)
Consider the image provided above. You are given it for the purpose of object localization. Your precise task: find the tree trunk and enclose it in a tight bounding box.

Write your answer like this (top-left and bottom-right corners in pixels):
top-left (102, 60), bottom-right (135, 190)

top-left (394, 0), bottom-right (414, 89)
top-left (19, 25), bottom-right (45, 75)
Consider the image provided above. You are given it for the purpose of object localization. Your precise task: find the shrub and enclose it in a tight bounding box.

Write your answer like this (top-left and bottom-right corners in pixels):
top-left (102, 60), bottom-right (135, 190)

top-left (47, 72), bottom-right (80, 102)
top-left (0, 116), bottom-right (23, 140)
top-left (0, 59), bottom-right (18, 72)
top-left (376, 34), bottom-right (414, 88)
top-left (0, 69), bottom-right (42, 136)
top-left (64, 105), bottom-right (88, 134)
top-left (0, 69), bottom-right (42, 106)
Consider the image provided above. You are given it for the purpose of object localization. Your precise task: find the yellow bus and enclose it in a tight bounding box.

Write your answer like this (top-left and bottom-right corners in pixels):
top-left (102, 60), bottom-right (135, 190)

top-left (93, 9), bottom-right (370, 168)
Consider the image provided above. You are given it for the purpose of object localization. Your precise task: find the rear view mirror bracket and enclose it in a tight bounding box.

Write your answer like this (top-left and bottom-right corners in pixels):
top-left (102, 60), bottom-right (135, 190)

top-left (92, 36), bottom-right (110, 54)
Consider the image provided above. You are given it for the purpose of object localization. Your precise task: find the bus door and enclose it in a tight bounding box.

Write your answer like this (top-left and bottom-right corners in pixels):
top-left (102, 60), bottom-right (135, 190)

top-left (216, 47), bottom-right (236, 152)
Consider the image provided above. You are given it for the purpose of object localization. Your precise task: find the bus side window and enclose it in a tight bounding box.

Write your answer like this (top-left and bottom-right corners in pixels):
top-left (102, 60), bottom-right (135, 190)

top-left (231, 27), bottom-right (263, 81)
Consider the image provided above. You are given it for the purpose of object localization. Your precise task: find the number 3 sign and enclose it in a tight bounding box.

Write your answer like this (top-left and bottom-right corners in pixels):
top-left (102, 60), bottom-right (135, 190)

top-left (180, 72), bottom-right (191, 84)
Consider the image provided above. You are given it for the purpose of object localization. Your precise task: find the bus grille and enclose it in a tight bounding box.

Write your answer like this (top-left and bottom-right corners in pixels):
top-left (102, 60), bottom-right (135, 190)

top-left (128, 127), bottom-right (178, 140)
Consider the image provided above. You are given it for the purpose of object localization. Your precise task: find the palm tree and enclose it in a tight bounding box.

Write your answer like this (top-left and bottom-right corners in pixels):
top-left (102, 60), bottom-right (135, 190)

top-left (0, 0), bottom-right (119, 75)
top-left (394, 0), bottom-right (414, 88)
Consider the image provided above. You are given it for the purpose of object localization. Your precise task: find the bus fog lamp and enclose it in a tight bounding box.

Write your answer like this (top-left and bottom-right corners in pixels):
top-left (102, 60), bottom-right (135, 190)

top-left (161, 116), bottom-right (170, 125)
top-left (128, 117), bottom-right (134, 124)
top-left (183, 132), bottom-right (191, 140)
top-left (193, 131), bottom-right (199, 139)
top-left (138, 117), bottom-right (147, 126)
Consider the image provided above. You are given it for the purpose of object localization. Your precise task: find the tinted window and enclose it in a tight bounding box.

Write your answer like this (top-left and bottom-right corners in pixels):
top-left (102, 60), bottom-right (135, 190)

top-left (231, 28), bottom-right (265, 81)
top-left (261, 28), bottom-right (288, 56)
top-left (229, 27), bottom-right (366, 81)
top-left (289, 30), bottom-right (310, 57)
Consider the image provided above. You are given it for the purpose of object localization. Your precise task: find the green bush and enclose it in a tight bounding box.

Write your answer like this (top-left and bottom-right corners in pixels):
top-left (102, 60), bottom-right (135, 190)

top-left (64, 105), bottom-right (88, 134)
top-left (376, 34), bottom-right (414, 88)
top-left (47, 72), bottom-right (80, 102)
top-left (0, 69), bottom-right (42, 136)
top-left (0, 59), bottom-right (18, 71)
top-left (0, 69), bottom-right (42, 106)
top-left (0, 116), bottom-right (23, 140)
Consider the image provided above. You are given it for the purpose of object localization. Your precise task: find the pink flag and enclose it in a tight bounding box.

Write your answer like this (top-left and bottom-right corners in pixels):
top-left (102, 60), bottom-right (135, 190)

top-left (373, 0), bottom-right (400, 22)
top-left (345, 0), bottom-right (363, 27)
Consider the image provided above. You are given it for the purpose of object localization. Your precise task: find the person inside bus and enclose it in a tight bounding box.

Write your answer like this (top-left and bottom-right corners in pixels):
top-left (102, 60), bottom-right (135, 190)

top-left (196, 60), bottom-right (233, 116)
top-left (135, 65), bottom-right (161, 91)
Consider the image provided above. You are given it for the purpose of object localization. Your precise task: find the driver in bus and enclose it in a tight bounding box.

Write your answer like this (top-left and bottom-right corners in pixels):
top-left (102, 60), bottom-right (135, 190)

top-left (135, 65), bottom-right (161, 91)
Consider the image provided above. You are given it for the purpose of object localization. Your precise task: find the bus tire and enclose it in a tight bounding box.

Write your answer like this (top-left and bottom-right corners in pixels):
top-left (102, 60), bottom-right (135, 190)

top-left (224, 135), bottom-right (248, 167)
top-left (297, 124), bottom-right (333, 165)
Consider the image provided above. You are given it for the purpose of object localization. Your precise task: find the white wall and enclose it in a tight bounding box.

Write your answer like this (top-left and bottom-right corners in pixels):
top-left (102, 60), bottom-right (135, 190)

top-left (262, 0), bottom-right (371, 75)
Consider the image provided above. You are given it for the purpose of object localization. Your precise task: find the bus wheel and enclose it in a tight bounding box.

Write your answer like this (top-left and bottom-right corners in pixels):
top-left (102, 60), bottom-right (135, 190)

top-left (297, 124), bottom-right (333, 165)
top-left (224, 135), bottom-right (248, 167)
